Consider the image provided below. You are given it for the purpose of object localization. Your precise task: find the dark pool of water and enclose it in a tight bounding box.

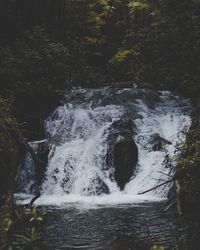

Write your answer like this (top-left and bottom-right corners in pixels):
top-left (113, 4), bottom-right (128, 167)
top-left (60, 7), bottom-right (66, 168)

top-left (38, 202), bottom-right (200, 250)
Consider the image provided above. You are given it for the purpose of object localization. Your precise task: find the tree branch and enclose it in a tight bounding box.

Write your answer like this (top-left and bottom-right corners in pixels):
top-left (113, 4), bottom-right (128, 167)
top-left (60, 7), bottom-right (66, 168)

top-left (138, 179), bottom-right (174, 195)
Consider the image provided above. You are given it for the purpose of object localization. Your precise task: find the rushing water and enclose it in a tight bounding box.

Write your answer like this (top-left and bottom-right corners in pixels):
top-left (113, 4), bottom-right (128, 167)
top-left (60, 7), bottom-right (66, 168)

top-left (16, 87), bottom-right (193, 249)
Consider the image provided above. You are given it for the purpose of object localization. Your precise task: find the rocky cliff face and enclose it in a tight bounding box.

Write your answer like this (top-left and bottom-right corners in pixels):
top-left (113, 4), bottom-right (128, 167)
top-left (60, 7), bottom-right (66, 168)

top-left (107, 116), bottom-right (138, 190)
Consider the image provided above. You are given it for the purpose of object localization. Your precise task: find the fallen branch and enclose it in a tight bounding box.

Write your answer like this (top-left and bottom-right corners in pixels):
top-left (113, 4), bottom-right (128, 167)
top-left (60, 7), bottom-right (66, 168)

top-left (24, 143), bottom-right (46, 168)
top-left (157, 171), bottom-right (173, 178)
top-left (30, 194), bottom-right (41, 207)
top-left (138, 179), bottom-right (174, 195)
top-left (163, 200), bottom-right (176, 213)
top-left (152, 177), bottom-right (166, 182)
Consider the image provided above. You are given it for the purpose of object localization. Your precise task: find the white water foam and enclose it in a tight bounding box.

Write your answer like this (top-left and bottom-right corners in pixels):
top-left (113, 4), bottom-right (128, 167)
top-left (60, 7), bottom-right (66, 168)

top-left (16, 88), bottom-right (191, 206)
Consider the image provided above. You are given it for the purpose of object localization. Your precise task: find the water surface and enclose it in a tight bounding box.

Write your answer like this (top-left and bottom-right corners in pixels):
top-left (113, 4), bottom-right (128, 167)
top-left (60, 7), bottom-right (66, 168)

top-left (40, 202), bottom-right (195, 250)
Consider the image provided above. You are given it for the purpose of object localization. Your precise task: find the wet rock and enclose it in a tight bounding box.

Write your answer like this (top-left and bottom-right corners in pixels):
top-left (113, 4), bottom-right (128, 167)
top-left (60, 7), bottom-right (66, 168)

top-left (114, 140), bottom-right (138, 190)
top-left (107, 116), bottom-right (138, 190)
top-left (29, 139), bottom-right (49, 192)
top-left (150, 133), bottom-right (172, 151)
top-left (112, 116), bottom-right (135, 132)
top-left (83, 177), bottom-right (110, 195)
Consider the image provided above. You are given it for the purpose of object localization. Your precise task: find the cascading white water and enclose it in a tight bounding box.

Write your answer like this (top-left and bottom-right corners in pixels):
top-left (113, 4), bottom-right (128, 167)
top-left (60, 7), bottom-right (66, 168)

top-left (16, 88), bottom-right (192, 206)
top-left (42, 105), bottom-right (123, 196)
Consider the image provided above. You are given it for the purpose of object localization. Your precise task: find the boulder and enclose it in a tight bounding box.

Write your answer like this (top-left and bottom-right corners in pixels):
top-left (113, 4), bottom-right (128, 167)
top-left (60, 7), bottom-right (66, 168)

top-left (150, 133), bottom-right (172, 151)
top-left (114, 140), bottom-right (138, 190)
top-left (107, 116), bottom-right (138, 190)
top-left (83, 176), bottom-right (110, 196)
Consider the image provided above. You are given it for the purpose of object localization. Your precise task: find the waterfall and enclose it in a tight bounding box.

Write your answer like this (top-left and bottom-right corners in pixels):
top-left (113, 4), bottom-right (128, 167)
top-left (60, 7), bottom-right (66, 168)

top-left (16, 87), bottom-right (192, 206)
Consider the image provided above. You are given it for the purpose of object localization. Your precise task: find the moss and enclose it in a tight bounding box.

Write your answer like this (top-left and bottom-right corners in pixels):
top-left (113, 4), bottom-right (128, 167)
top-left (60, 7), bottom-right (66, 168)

top-left (128, 1), bottom-right (149, 12)
top-left (108, 49), bottom-right (141, 81)
top-left (109, 49), bottom-right (139, 65)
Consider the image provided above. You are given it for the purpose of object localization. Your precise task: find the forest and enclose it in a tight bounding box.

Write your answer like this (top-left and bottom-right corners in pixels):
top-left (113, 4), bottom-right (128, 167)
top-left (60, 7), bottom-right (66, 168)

top-left (0, 0), bottom-right (200, 249)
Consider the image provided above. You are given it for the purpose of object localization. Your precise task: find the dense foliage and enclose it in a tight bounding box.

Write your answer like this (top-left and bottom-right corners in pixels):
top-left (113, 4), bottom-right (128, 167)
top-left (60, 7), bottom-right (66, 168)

top-left (0, 97), bottom-right (23, 195)
top-left (176, 126), bottom-right (200, 209)
top-left (1, 0), bottom-right (199, 93)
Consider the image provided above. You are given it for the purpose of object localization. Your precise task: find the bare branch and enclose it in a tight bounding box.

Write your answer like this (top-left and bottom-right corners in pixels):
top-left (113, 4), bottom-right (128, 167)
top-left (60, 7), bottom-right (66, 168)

top-left (157, 171), bottom-right (173, 177)
top-left (138, 179), bottom-right (174, 195)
